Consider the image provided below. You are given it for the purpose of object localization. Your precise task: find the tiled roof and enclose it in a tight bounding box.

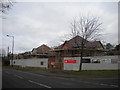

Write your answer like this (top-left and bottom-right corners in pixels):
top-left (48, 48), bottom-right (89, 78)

top-left (34, 44), bottom-right (51, 54)
top-left (55, 35), bottom-right (104, 50)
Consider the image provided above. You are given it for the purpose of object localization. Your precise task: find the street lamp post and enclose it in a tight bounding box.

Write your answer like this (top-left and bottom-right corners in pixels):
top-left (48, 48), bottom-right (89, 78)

top-left (6, 35), bottom-right (14, 67)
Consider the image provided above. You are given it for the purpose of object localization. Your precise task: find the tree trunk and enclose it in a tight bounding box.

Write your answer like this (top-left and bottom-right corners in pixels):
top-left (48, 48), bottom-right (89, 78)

top-left (79, 42), bottom-right (84, 71)
top-left (79, 52), bottom-right (83, 71)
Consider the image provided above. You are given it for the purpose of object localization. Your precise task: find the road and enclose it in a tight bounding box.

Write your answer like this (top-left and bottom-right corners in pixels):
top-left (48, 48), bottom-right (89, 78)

top-left (0, 68), bottom-right (2, 90)
top-left (2, 68), bottom-right (118, 88)
top-left (0, 58), bottom-right (2, 90)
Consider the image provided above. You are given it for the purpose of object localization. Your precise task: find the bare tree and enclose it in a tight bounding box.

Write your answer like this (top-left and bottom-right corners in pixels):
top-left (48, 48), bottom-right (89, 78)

top-left (70, 16), bottom-right (102, 71)
top-left (0, 0), bottom-right (14, 18)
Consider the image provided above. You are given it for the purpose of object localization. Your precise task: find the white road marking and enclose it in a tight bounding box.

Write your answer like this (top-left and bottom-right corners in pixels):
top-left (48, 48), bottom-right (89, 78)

top-left (8, 70), bottom-right (118, 88)
top-left (28, 80), bottom-right (52, 88)
top-left (100, 83), bottom-right (108, 86)
top-left (100, 83), bottom-right (118, 87)
top-left (14, 75), bottom-right (23, 79)
top-left (110, 85), bottom-right (118, 87)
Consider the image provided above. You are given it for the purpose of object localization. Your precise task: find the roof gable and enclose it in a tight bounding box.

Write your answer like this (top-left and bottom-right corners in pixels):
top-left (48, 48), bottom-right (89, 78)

top-left (67, 35), bottom-right (88, 48)
top-left (86, 41), bottom-right (104, 49)
top-left (55, 36), bottom-right (104, 50)
top-left (32, 44), bottom-right (51, 54)
top-left (56, 35), bottom-right (89, 49)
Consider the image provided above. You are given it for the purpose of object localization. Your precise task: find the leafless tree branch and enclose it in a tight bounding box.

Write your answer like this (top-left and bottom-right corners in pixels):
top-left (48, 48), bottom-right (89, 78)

top-left (0, 0), bottom-right (15, 18)
top-left (69, 15), bottom-right (102, 71)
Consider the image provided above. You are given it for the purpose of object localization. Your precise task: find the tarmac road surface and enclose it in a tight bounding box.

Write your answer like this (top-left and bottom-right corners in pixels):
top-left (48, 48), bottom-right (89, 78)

top-left (2, 68), bottom-right (119, 88)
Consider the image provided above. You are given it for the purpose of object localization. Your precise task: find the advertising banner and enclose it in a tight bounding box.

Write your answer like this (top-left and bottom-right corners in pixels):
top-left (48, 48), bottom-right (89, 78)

top-left (64, 60), bottom-right (76, 63)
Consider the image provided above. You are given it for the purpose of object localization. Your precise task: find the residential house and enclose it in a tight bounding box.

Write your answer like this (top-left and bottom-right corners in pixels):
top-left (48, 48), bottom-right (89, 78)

top-left (14, 44), bottom-right (51, 59)
top-left (31, 44), bottom-right (51, 58)
top-left (48, 35), bottom-right (105, 70)
top-left (53, 35), bottom-right (104, 56)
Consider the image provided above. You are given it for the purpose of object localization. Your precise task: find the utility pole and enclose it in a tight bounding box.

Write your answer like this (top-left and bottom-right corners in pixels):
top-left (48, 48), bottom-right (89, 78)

top-left (6, 35), bottom-right (14, 67)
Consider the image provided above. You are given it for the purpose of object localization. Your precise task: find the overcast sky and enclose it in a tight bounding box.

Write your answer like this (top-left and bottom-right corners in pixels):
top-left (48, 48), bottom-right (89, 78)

top-left (1, 0), bottom-right (118, 54)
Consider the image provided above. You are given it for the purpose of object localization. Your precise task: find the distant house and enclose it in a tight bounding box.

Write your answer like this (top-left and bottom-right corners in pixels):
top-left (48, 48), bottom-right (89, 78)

top-left (105, 43), bottom-right (114, 50)
top-left (14, 53), bottom-right (24, 59)
top-left (31, 44), bottom-right (51, 58)
top-left (106, 44), bottom-right (120, 55)
top-left (115, 44), bottom-right (120, 51)
top-left (13, 51), bottom-right (32, 59)
top-left (14, 44), bottom-right (51, 59)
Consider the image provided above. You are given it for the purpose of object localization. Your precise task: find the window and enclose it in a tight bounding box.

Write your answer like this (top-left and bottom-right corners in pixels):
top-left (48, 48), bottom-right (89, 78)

top-left (40, 61), bottom-right (44, 65)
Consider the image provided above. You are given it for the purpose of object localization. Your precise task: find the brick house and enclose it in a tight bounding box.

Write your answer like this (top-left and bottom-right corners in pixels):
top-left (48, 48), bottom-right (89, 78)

top-left (14, 44), bottom-right (51, 59)
top-left (14, 51), bottom-right (32, 59)
top-left (31, 44), bottom-right (51, 58)
top-left (48, 35), bottom-right (105, 70)
top-left (53, 35), bottom-right (104, 57)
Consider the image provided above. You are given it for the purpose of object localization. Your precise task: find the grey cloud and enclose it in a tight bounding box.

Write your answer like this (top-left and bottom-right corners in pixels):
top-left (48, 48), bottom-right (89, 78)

top-left (2, 2), bottom-right (118, 54)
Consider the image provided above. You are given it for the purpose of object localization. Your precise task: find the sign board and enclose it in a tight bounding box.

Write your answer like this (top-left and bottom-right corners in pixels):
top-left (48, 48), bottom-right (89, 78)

top-left (91, 58), bottom-right (100, 63)
top-left (51, 62), bottom-right (55, 65)
top-left (64, 60), bottom-right (76, 63)
top-left (101, 58), bottom-right (111, 63)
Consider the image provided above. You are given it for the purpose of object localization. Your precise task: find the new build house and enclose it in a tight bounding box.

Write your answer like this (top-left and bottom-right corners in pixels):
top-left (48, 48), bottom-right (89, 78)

top-left (11, 36), bottom-right (119, 70)
top-left (48, 35), bottom-right (106, 70)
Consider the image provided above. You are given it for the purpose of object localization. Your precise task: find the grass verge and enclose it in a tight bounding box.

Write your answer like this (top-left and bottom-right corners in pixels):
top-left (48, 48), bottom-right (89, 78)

top-left (3, 65), bottom-right (47, 71)
top-left (3, 65), bottom-right (119, 76)
top-left (63, 70), bottom-right (119, 76)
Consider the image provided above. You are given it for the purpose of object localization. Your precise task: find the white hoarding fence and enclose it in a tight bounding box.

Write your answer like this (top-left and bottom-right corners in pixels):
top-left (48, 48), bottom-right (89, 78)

top-left (10, 58), bottom-right (48, 69)
top-left (63, 57), bottom-right (80, 71)
top-left (63, 56), bottom-right (119, 71)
